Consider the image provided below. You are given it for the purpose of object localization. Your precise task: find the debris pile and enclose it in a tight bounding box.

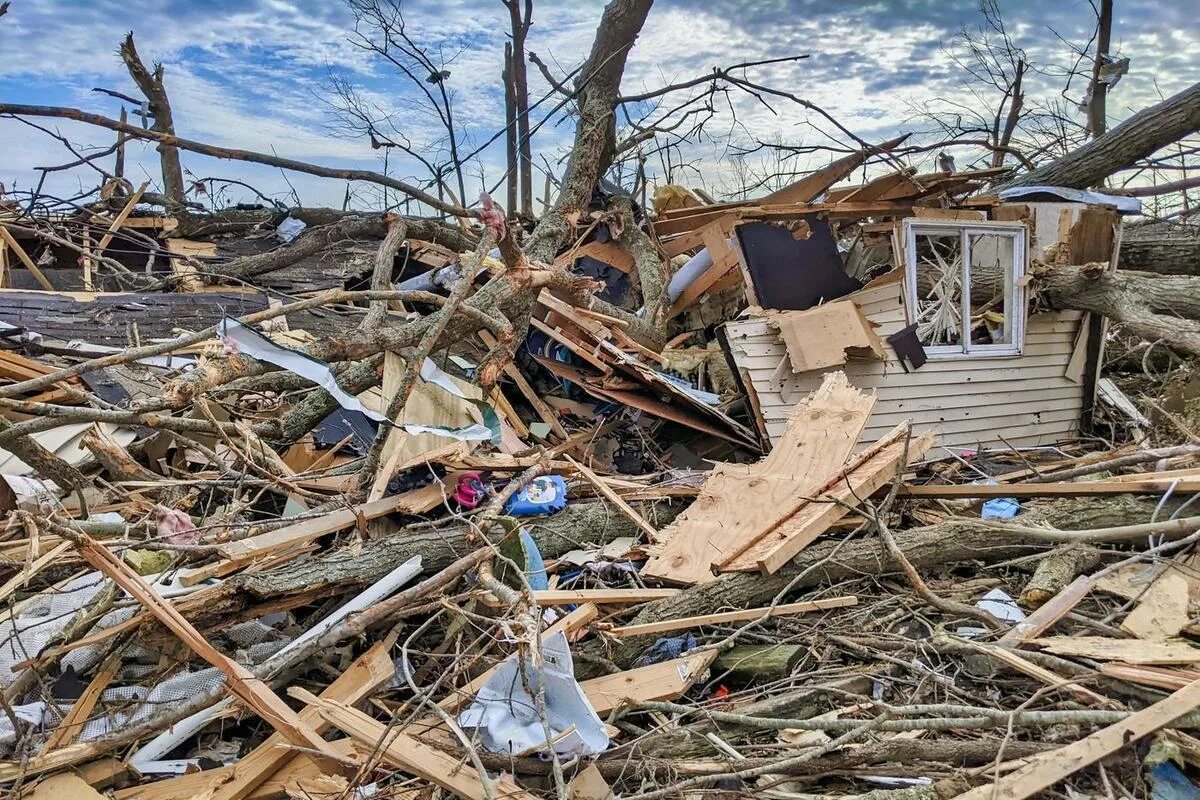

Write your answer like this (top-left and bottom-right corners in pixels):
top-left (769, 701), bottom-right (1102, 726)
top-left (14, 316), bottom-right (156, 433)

top-left (2, 151), bottom-right (1200, 800)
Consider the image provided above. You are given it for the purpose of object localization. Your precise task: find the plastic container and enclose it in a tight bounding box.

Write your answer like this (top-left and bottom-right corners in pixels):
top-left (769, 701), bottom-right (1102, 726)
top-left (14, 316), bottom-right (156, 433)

top-left (505, 475), bottom-right (568, 517)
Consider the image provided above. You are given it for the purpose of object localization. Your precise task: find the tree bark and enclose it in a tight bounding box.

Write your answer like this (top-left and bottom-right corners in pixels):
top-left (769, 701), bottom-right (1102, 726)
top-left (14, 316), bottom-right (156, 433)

top-left (524, 0), bottom-right (653, 263)
top-left (119, 33), bottom-right (185, 207)
top-left (1004, 80), bottom-right (1200, 190)
top-left (1118, 221), bottom-right (1200, 275)
top-left (1087, 0), bottom-right (1114, 141)
top-left (605, 496), bottom-right (1184, 668)
top-left (507, 0), bottom-right (535, 218)
top-left (1037, 262), bottom-right (1200, 355)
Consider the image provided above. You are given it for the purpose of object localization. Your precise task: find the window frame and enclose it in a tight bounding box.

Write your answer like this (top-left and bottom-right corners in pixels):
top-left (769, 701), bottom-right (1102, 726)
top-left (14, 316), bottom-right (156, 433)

top-left (902, 219), bottom-right (1028, 359)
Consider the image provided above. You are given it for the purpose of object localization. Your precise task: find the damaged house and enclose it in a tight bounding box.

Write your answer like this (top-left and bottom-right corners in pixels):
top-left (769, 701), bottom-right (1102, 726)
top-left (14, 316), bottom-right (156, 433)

top-left (656, 167), bottom-right (1138, 450)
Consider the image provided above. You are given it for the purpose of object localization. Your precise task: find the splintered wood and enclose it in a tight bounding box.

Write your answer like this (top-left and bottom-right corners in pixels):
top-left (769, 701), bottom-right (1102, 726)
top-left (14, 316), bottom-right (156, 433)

top-left (641, 372), bottom-right (875, 585)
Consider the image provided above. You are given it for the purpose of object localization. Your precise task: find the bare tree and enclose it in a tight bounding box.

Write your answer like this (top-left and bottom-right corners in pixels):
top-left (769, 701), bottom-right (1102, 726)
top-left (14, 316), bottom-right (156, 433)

top-left (117, 33), bottom-right (185, 206)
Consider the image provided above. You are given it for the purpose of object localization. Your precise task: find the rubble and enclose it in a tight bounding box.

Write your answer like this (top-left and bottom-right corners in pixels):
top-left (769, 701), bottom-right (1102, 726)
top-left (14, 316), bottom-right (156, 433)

top-left (3, 10), bottom-right (1200, 799)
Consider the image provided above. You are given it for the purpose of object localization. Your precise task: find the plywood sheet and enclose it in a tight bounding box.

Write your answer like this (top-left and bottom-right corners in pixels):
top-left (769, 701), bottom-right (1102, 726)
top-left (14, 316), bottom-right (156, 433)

top-left (641, 372), bottom-right (873, 585)
top-left (767, 300), bottom-right (884, 373)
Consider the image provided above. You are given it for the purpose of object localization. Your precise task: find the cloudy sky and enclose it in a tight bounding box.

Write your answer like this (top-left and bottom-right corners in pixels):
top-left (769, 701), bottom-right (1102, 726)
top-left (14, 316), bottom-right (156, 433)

top-left (1, 0), bottom-right (1195, 212)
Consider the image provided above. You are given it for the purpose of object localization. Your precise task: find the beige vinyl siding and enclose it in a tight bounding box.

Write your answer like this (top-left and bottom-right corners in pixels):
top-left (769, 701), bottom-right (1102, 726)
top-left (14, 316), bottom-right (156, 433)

top-left (727, 278), bottom-right (1088, 450)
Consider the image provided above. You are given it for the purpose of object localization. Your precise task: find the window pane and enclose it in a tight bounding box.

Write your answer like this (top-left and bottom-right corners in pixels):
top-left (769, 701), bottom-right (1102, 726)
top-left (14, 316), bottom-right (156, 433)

top-left (967, 233), bottom-right (1014, 347)
top-left (912, 232), bottom-right (962, 346)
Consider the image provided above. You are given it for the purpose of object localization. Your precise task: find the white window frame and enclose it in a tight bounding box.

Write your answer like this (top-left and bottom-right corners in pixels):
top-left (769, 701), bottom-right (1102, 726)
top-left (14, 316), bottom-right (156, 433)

top-left (902, 219), bottom-right (1027, 359)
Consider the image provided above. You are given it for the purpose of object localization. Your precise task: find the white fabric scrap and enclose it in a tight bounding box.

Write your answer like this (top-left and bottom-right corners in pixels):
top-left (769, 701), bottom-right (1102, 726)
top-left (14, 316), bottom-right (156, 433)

top-left (457, 630), bottom-right (609, 757)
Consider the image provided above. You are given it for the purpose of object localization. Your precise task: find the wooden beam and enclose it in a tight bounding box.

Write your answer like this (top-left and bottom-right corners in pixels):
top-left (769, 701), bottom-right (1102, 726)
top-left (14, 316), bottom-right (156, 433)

top-left (68, 532), bottom-right (347, 774)
top-left (564, 454), bottom-right (659, 542)
top-left (93, 181), bottom-right (148, 257)
top-left (0, 227), bottom-right (55, 290)
top-left (39, 649), bottom-right (120, 752)
top-left (608, 596), bottom-right (858, 638)
top-left (950, 676), bottom-right (1200, 800)
top-left (478, 328), bottom-right (567, 439)
top-left (208, 640), bottom-right (395, 800)
top-left (295, 688), bottom-right (540, 800)
top-left (581, 650), bottom-right (717, 713)
top-left (217, 481), bottom-right (451, 563)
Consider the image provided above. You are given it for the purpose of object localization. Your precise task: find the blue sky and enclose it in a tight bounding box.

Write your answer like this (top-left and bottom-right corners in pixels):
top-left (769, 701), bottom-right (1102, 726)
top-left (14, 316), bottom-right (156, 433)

top-left (1, 0), bottom-right (1196, 212)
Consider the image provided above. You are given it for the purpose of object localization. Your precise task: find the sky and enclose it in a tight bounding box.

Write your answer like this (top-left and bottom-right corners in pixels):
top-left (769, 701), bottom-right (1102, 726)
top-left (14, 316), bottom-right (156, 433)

top-left (1, 0), bottom-right (1196, 213)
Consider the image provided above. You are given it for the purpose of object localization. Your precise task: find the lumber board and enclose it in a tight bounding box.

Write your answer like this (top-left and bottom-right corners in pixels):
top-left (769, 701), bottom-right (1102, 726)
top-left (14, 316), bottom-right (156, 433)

top-left (899, 478), bottom-right (1200, 497)
top-left (217, 481), bottom-right (450, 562)
top-left (1030, 636), bottom-right (1200, 664)
top-left (208, 640), bottom-right (395, 800)
top-left (581, 650), bottom-right (718, 713)
top-left (565, 454), bottom-right (659, 542)
top-left (296, 689), bottom-right (539, 800)
top-left (609, 596), bottom-right (858, 638)
top-left (718, 425), bottom-right (935, 575)
top-left (999, 574), bottom-right (1092, 645)
top-left (0, 227), bottom-right (54, 290)
top-left (71, 533), bottom-right (347, 774)
top-left (950, 675), bottom-right (1200, 800)
top-left (641, 372), bottom-right (874, 585)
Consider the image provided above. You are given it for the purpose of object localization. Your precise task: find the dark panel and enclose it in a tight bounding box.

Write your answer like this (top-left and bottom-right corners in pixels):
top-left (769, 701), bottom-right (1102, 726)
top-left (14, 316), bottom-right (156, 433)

top-left (735, 216), bottom-right (859, 311)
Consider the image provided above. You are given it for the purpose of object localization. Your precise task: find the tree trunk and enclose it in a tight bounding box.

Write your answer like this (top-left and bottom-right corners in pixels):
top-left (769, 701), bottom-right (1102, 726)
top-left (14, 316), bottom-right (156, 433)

top-left (1037, 262), bottom-right (1200, 355)
top-left (1118, 221), bottom-right (1200, 275)
top-left (1087, 0), bottom-right (1114, 141)
top-left (604, 496), bottom-right (1184, 668)
top-left (524, 0), bottom-right (653, 263)
top-left (119, 34), bottom-right (185, 207)
top-left (508, 0), bottom-right (534, 218)
top-left (1003, 80), bottom-right (1200, 190)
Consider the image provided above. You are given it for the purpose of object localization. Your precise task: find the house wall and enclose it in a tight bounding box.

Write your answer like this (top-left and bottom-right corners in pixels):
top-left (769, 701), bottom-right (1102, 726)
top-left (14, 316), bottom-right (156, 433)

top-left (725, 275), bottom-right (1090, 451)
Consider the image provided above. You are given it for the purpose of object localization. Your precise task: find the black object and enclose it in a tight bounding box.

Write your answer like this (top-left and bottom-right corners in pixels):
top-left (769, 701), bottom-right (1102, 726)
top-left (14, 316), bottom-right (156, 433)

top-left (575, 255), bottom-right (632, 307)
top-left (887, 323), bottom-right (928, 371)
top-left (734, 217), bottom-right (859, 311)
top-left (312, 409), bottom-right (378, 456)
top-left (52, 666), bottom-right (85, 701)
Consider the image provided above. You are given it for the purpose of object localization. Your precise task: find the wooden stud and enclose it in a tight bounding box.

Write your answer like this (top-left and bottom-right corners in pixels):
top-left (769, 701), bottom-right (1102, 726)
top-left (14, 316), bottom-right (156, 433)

top-left (609, 596), bottom-right (858, 638)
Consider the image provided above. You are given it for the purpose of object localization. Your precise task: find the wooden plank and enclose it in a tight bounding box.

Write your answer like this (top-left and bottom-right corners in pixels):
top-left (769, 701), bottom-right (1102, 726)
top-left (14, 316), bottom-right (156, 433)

top-left (667, 216), bottom-right (741, 318)
top-left (719, 425), bottom-right (935, 575)
top-left (39, 650), bottom-right (120, 753)
top-left (641, 372), bottom-right (874, 585)
top-left (999, 574), bottom-right (1092, 646)
top-left (217, 482), bottom-right (450, 562)
top-left (165, 237), bottom-right (214, 292)
top-left (609, 596), bottom-right (857, 638)
top-left (0, 227), bottom-right (55, 290)
top-left (950, 676), bottom-right (1200, 800)
top-left (1030, 636), bottom-right (1200, 664)
top-left (1122, 570), bottom-right (1191, 639)
top-left (1097, 663), bottom-right (1200, 692)
top-left (581, 650), bottom-right (717, 713)
top-left (70, 534), bottom-right (346, 773)
top-left (529, 316), bottom-right (610, 373)
top-left (565, 454), bottom-right (659, 542)
top-left (208, 640), bottom-right (395, 800)
top-left (26, 772), bottom-right (106, 799)
top-left (962, 640), bottom-right (1115, 707)
top-left (295, 689), bottom-right (539, 800)
top-left (899, 478), bottom-right (1200, 498)
top-left (93, 182), bottom-right (148, 257)
top-left (767, 301), bottom-right (884, 373)
top-left (479, 329), bottom-right (567, 439)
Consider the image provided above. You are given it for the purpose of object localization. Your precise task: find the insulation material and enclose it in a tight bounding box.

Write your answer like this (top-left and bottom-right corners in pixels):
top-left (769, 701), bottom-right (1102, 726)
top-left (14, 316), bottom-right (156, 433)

top-left (766, 300), bottom-right (884, 373)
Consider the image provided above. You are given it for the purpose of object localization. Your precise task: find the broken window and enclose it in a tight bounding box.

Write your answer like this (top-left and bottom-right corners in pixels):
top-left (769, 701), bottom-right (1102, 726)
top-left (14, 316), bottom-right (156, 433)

top-left (902, 220), bottom-right (1026, 357)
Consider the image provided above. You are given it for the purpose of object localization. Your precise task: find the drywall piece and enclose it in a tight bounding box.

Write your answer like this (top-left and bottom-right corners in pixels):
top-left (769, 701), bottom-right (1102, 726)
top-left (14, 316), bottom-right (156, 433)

top-left (641, 372), bottom-right (874, 585)
top-left (735, 217), bottom-right (859, 311)
top-left (767, 300), bottom-right (884, 373)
